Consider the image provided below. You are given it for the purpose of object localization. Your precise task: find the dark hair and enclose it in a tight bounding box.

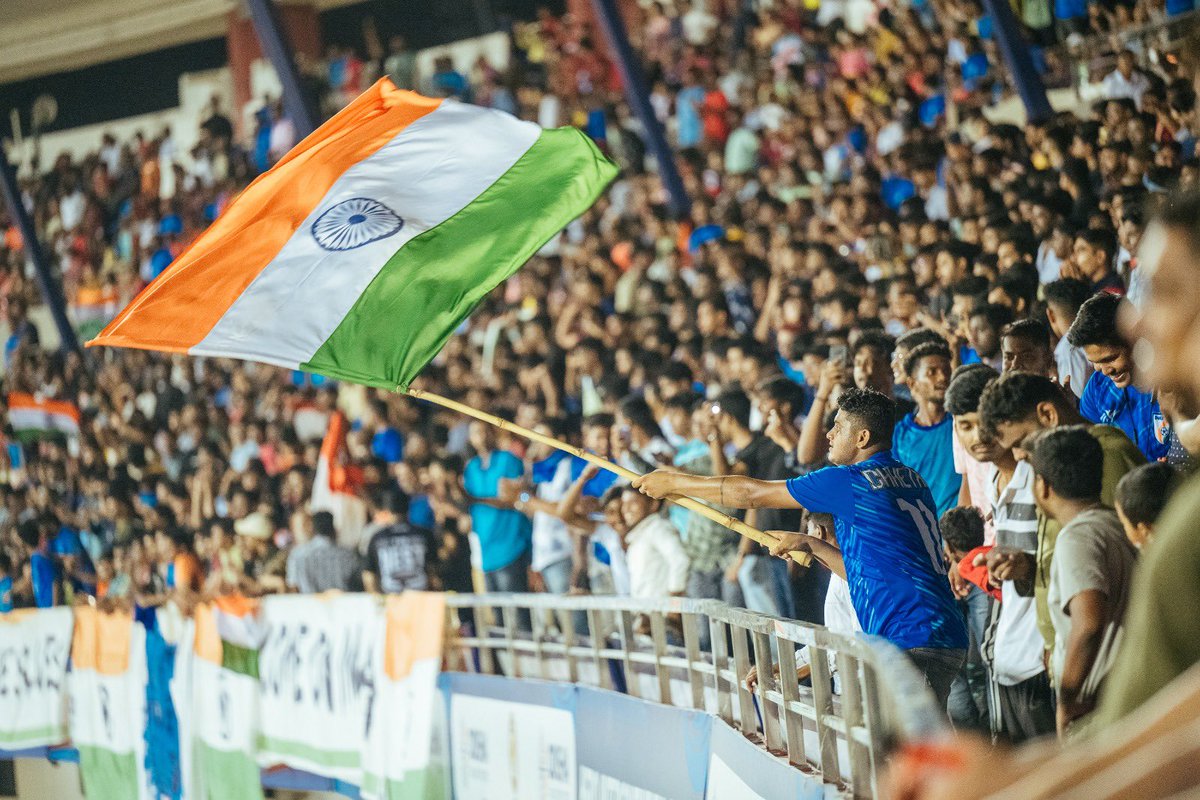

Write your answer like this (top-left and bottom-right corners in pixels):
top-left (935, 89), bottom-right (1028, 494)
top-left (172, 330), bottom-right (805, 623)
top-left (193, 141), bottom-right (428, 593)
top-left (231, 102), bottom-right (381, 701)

top-left (1027, 425), bottom-right (1103, 501)
top-left (903, 341), bottom-right (952, 378)
top-left (373, 486), bottom-right (410, 516)
top-left (1066, 292), bottom-right (1125, 349)
top-left (1075, 226), bottom-right (1117, 263)
top-left (1043, 278), bottom-right (1091, 317)
top-left (854, 329), bottom-right (895, 360)
top-left (944, 364), bottom-right (999, 416)
top-left (665, 390), bottom-right (703, 412)
top-left (658, 360), bottom-right (694, 384)
top-left (951, 275), bottom-right (989, 302)
top-left (17, 518), bottom-right (41, 549)
top-left (969, 302), bottom-right (1015, 332)
top-left (895, 327), bottom-right (946, 355)
top-left (582, 412), bottom-right (615, 430)
top-left (978, 372), bottom-right (1064, 433)
top-left (837, 387), bottom-right (896, 447)
top-left (714, 388), bottom-right (752, 430)
top-left (757, 375), bottom-right (806, 414)
top-left (1115, 462), bottom-right (1180, 526)
top-left (0, 551), bottom-right (10, 575)
top-left (1001, 318), bottom-right (1052, 350)
top-left (312, 510), bottom-right (337, 539)
top-left (939, 506), bottom-right (985, 553)
top-left (698, 292), bottom-right (730, 317)
top-left (618, 395), bottom-right (664, 439)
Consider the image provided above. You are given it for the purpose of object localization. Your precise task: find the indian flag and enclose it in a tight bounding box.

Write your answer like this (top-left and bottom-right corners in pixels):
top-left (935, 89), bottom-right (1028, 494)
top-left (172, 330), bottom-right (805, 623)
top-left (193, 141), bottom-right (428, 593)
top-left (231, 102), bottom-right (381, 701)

top-left (188, 596), bottom-right (264, 800)
top-left (68, 606), bottom-right (149, 800)
top-left (362, 592), bottom-right (448, 800)
top-left (7, 392), bottom-right (80, 440)
top-left (88, 79), bottom-right (617, 390)
top-left (311, 409), bottom-right (368, 549)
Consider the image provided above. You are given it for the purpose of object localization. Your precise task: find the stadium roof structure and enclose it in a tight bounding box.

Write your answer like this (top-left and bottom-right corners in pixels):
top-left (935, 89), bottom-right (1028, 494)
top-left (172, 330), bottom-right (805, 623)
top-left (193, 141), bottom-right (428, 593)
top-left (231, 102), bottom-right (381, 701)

top-left (0, 0), bottom-right (359, 85)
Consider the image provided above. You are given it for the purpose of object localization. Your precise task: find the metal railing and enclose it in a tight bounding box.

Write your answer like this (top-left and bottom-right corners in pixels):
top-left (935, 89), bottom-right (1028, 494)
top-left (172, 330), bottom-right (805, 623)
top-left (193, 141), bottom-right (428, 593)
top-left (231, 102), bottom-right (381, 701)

top-left (442, 594), bottom-right (947, 799)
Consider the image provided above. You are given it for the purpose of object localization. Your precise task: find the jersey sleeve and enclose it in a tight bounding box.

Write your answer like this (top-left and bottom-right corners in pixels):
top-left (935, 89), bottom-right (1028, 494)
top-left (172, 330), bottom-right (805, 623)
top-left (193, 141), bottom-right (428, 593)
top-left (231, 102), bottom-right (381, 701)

top-left (785, 466), bottom-right (853, 514)
top-left (1078, 373), bottom-right (1104, 424)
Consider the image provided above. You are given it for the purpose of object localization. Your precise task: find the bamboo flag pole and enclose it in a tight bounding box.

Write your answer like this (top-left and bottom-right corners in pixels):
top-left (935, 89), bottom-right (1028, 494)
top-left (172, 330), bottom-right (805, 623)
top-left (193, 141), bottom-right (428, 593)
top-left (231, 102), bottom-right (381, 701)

top-left (402, 387), bottom-right (812, 566)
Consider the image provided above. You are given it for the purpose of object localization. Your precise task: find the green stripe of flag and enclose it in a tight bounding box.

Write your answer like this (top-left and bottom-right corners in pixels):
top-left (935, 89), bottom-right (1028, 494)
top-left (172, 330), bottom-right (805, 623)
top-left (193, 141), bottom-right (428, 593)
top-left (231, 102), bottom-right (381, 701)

top-left (222, 640), bottom-right (259, 678)
top-left (256, 735), bottom-right (360, 769)
top-left (76, 745), bottom-right (138, 800)
top-left (0, 725), bottom-right (65, 747)
top-left (302, 127), bottom-right (617, 389)
top-left (195, 739), bottom-right (264, 800)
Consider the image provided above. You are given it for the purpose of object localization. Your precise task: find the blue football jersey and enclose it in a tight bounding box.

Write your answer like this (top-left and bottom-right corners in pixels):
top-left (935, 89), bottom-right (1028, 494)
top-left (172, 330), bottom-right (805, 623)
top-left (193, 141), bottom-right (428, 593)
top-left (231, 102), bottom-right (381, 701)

top-left (786, 450), bottom-right (969, 650)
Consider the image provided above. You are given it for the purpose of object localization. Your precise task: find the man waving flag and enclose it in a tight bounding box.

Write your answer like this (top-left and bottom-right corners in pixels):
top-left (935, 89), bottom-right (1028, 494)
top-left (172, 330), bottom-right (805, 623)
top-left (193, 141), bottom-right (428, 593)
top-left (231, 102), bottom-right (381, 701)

top-left (89, 79), bottom-right (616, 390)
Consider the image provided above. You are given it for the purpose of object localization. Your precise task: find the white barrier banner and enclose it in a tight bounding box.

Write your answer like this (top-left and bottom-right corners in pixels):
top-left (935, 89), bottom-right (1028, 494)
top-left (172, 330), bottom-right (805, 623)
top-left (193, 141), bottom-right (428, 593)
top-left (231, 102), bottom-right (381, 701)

top-left (450, 694), bottom-right (576, 800)
top-left (0, 607), bottom-right (72, 750)
top-left (256, 593), bottom-right (384, 785)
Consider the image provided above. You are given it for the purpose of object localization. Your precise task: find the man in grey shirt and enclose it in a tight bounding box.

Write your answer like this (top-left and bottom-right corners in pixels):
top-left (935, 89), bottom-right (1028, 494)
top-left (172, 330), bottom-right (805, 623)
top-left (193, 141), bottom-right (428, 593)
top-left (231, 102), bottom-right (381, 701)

top-left (286, 511), bottom-right (362, 593)
top-left (1028, 427), bottom-right (1137, 736)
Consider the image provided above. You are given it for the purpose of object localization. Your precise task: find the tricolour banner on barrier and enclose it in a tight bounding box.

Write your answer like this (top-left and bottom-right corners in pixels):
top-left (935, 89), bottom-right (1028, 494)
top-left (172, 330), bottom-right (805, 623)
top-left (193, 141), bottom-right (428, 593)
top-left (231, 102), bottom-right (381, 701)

top-left (69, 606), bottom-right (149, 799)
top-left (0, 607), bottom-right (72, 750)
top-left (362, 592), bottom-right (447, 800)
top-left (256, 593), bottom-right (384, 785)
top-left (189, 596), bottom-right (264, 800)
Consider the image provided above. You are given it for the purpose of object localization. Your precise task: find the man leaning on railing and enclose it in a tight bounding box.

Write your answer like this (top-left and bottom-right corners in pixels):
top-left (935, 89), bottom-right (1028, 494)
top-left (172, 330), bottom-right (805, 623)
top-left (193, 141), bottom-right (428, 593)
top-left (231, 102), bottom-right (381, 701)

top-left (633, 387), bottom-right (970, 712)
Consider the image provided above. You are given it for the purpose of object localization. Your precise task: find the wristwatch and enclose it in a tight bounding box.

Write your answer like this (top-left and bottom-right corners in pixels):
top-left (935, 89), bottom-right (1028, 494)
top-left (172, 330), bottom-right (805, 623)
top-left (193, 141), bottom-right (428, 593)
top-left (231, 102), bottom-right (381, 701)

top-left (517, 492), bottom-right (531, 512)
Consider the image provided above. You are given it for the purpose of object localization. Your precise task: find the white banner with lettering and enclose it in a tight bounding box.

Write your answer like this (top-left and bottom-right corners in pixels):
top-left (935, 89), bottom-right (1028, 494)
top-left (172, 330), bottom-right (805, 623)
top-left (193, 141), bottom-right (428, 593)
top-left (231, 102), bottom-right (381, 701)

top-left (0, 607), bottom-right (72, 750)
top-left (256, 593), bottom-right (385, 785)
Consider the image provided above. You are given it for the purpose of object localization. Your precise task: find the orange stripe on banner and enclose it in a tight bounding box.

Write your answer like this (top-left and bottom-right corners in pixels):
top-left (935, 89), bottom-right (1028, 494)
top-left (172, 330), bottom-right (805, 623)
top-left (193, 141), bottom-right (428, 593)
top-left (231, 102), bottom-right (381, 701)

top-left (193, 603), bottom-right (223, 665)
top-left (213, 593), bottom-right (260, 619)
top-left (88, 81), bottom-right (442, 354)
top-left (71, 606), bottom-right (132, 675)
top-left (384, 592), bottom-right (446, 681)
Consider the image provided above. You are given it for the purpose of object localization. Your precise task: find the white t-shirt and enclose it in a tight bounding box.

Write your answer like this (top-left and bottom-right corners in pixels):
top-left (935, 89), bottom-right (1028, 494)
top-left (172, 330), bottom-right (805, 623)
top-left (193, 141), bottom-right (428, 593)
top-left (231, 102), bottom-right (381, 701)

top-left (531, 459), bottom-right (576, 572)
top-left (989, 460), bottom-right (1047, 686)
top-left (590, 524), bottom-right (629, 597)
top-left (1055, 335), bottom-right (1093, 399)
top-left (624, 514), bottom-right (689, 598)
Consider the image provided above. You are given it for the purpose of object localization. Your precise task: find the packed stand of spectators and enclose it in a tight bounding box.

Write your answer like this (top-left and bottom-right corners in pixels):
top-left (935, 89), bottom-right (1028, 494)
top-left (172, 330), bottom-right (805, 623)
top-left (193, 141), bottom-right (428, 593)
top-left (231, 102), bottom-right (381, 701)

top-left (3, 0), bottom-right (1200, 755)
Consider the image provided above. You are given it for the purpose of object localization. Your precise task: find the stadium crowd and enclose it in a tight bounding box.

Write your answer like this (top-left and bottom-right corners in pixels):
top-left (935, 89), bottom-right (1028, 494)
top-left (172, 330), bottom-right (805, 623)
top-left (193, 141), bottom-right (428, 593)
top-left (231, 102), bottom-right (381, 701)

top-left (2, 0), bottom-right (1200, 758)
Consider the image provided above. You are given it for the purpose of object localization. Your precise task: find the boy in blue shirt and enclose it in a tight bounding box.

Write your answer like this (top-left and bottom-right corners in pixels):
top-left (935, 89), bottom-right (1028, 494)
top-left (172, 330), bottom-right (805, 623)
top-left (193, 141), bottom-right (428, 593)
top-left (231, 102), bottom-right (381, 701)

top-left (463, 420), bottom-right (532, 594)
top-left (1067, 293), bottom-right (1170, 461)
top-left (633, 387), bottom-right (968, 711)
top-left (894, 340), bottom-right (962, 515)
top-left (18, 517), bottom-right (60, 608)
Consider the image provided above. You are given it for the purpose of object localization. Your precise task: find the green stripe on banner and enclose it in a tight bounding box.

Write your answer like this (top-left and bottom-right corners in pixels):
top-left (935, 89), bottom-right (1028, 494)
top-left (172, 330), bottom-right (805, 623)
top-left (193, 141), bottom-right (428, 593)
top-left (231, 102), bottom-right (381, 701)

top-left (195, 739), bottom-right (264, 800)
top-left (76, 745), bottom-right (137, 800)
top-left (302, 127), bottom-right (617, 389)
top-left (361, 767), bottom-right (447, 800)
top-left (0, 726), bottom-right (64, 746)
top-left (222, 641), bottom-right (259, 678)
top-left (256, 735), bottom-right (360, 769)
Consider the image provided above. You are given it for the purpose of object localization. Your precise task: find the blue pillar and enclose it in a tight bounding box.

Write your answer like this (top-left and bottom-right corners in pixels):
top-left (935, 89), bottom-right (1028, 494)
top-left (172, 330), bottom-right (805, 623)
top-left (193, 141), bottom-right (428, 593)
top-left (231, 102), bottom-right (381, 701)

top-left (245, 0), bottom-right (319, 139)
top-left (588, 0), bottom-right (691, 220)
top-left (981, 0), bottom-right (1053, 124)
top-left (0, 148), bottom-right (79, 353)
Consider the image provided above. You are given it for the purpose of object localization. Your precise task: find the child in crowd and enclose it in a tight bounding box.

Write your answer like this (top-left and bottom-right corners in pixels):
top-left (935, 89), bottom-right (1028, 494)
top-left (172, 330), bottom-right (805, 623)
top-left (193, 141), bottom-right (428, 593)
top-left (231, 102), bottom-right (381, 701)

top-left (941, 506), bottom-right (1000, 602)
top-left (1114, 462), bottom-right (1181, 551)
